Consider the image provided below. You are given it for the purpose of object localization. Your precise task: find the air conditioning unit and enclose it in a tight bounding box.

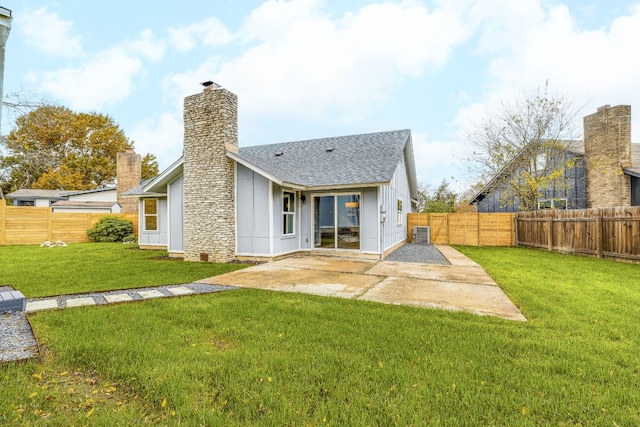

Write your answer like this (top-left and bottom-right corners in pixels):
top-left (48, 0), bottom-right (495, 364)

top-left (413, 226), bottom-right (431, 244)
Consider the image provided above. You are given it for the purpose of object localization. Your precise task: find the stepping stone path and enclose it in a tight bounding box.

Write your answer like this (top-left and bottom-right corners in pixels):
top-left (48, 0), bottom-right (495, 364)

top-left (1, 283), bottom-right (237, 363)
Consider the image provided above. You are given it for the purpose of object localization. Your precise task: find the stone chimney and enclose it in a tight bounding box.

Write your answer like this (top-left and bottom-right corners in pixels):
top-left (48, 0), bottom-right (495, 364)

top-left (183, 84), bottom-right (237, 262)
top-left (583, 104), bottom-right (632, 208)
top-left (116, 147), bottom-right (142, 213)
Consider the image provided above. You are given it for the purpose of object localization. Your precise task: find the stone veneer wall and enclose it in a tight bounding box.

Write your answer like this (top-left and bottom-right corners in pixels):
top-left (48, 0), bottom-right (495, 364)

top-left (583, 105), bottom-right (632, 208)
top-left (183, 87), bottom-right (237, 262)
top-left (116, 148), bottom-right (141, 213)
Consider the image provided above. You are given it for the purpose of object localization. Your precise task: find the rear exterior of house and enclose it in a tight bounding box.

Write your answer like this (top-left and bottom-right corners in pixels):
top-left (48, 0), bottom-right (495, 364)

top-left (128, 85), bottom-right (418, 261)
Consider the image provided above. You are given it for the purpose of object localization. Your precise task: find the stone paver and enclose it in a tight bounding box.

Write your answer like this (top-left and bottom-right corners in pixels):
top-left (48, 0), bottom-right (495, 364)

top-left (167, 286), bottom-right (194, 296)
top-left (104, 294), bottom-right (133, 303)
top-left (65, 297), bottom-right (96, 308)
top-left (26, 299), bottom-right (59, 312)
top-left (138, 290), bottom-right (166, 299)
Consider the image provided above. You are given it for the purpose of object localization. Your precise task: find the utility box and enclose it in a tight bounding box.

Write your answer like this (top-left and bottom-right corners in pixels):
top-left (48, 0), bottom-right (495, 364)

top-left (413, 226), bottom-right (431, 244)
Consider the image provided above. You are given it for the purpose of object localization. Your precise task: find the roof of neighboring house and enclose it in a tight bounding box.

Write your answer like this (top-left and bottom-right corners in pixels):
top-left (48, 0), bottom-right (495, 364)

top-left (230, 129), bottom-right (417, 195)
top-left (5, 189), bottom-right (74, 200)
top-left (50, 201), bottom-right (120, 209)
top-left (65, 186), bottom-right (116, 196)
top-left (132, 129), bottom-right (419, 200)
top-left (6, 186), bottom-right (118, 201)
top-left (470, 140), bottom-right (640, 205)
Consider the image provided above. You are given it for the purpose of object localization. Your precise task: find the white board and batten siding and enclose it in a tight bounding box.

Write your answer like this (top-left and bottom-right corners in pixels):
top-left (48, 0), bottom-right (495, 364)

top-left (379, 156), bottom-right (412, 254)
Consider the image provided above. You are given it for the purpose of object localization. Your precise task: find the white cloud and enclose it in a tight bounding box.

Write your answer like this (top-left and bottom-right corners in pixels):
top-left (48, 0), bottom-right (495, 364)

top-left (168, 17), bottom-right (233, 51)
top-left (33, 30), bottom-right (165, 111)
top-left (449, 0), bottom-right (640, 175)
top-left (164, 0), bottom-right (472, 121)
top-left (17, 7), bottom-right (84, 58)
top-left (411, 131), bottom-right (468, 188)
top-left (129, 112), bottom-right (183, 169)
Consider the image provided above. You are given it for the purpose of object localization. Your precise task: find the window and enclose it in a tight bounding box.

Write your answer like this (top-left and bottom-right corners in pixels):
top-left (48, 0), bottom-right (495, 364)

top-left (537, 198), bottom-right (567, 210)
top-left (397, 199), bottom-right (403, 225)
top-left (143, 199), bottom-right (158, 231)
top-left (283, 191), bottom-right (295, 235)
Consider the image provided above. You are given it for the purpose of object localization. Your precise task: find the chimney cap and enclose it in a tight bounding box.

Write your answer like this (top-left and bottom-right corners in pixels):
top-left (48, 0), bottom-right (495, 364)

top-left (201, 81), bottom-right (220, 88)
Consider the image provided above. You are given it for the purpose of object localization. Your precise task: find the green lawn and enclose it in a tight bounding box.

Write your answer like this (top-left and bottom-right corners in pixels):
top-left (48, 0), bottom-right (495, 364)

top-left (0, 243), bottom-right (245, 297)
top-left (1, 245), bottom-right (640, 425)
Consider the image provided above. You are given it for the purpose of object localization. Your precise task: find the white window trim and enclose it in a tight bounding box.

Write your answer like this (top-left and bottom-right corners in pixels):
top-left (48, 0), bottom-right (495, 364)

top-left (397, 199), bottom-right (403, 226)
top-left (537, 198), bottom-right (567, 210)
top-left (143, 198), bottom-right (159, 232)
top-left (283, 191), bottom-right (295, 236)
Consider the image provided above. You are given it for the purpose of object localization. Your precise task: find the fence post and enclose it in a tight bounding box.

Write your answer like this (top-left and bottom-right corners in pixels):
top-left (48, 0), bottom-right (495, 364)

top-left (513, 214), bottom-right (518, 246)
top-left (546, 216), bottom-right (553, 251)
top-left (595, 212), bottom-right (603, 258)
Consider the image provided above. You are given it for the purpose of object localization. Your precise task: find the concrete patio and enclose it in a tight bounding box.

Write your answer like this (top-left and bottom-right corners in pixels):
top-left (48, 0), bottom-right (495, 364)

top-left (198, 245), bottom-right (526, 321)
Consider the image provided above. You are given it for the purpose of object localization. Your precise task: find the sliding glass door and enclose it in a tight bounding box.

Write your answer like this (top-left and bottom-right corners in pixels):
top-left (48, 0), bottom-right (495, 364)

top-left (313, 194), bottom-right (360, 250)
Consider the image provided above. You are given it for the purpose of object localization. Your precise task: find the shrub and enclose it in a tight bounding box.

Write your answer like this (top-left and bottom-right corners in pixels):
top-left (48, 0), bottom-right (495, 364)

top-left (87, 217), bottom-right (134, 243)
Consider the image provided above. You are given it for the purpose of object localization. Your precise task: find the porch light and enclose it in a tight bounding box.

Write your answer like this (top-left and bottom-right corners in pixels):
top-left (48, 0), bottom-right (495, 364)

top-left (345, 202), bottom-right (359, 208)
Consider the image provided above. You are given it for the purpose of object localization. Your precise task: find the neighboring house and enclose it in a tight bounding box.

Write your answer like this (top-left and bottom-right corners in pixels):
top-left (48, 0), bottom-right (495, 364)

top-left (6, 187), bottom-right (121, 213)
top-left (5, 148), bottom-right (142, 214)
top-left (124, 86), bottom-right (418, 262)
top-left (471, 105), bottom-right (640, 212)
top-left (6, 189), bottom-right (72, 207)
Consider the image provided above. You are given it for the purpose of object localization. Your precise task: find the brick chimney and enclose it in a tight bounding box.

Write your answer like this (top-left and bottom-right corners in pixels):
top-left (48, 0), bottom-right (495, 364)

top-left (117, 147), bottom-right (142, 213)
top-left (583, 104), bottom-right (632, 208)
top-left (182, 84), bottom-right (237, 262)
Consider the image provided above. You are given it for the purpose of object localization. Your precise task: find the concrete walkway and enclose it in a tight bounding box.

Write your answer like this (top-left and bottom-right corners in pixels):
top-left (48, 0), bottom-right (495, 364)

top-left (198, 245), bottom-right (526, 321)
top-left (24, 283), bottom-right (235, 313)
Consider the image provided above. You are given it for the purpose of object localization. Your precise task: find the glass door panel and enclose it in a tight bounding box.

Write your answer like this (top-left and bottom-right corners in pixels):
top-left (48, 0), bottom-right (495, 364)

top-left (314, 194), bottom-right (360, 250)
top-left (337, 195), bottom-right (360, 250)
top-left (314, 196), bottom-right (335, 248)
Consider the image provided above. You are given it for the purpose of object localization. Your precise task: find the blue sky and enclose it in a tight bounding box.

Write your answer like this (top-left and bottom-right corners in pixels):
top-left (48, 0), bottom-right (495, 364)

top-left (2, 0), bottom-right (640, 192)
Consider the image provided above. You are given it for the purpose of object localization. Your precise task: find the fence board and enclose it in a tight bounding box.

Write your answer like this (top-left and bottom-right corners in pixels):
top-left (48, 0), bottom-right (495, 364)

top-left (407, 212), bottom-right (514, 246)
top-left (516, 207), bottom-right (640, 262)
top-left (0, 205), bottom-right (137, 245)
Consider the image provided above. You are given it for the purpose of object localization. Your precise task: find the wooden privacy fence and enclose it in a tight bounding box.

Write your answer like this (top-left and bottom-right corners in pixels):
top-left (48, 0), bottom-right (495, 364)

top-left (516, 207), bottom-right (640, 261)
top-left (407, 212), bottom-right (516, 246)
top-left (0, 205), bottom-right (138, 245)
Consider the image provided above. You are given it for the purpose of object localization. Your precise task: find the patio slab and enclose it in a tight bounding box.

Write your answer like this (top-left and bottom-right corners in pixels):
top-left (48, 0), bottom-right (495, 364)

top-left (201, 246), bottom-right (526, 321)
top-left (198, 267), bottom-right (383, 299)
top-left (360, 276), bottom-right (526, 321)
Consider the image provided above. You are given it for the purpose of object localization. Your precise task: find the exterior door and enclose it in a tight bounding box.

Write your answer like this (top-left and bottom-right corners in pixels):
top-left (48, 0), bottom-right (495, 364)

top-left (313, 194), bottom-right (360, 250)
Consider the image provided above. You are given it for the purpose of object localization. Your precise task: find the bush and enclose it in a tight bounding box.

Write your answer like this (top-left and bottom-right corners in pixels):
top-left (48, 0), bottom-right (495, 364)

top-left (87, 217), bottom-right (134, 243)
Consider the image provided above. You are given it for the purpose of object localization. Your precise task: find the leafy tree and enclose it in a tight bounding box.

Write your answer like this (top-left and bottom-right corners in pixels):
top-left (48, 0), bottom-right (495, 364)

top-left (141, 153), bottom-right (159, 181)
top-left (0, 105), bottom-right (157, 195)
top-left (422, 179), bottom-right (458, 213)
top-left (466, 82), bottom-right (582, 211)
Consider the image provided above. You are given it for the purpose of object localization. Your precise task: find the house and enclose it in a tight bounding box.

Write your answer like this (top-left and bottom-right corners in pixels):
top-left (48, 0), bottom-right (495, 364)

top-left (124, 85), bottom-right (418, 262)
top-left (470, 105), bottom-right (640, 212)
top-left (5, 148), bottom-right (142, 214)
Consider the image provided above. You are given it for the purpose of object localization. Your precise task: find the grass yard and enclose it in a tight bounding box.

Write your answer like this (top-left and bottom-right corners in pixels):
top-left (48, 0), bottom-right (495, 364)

top-left (1, 245), bottom-right (640, 425)
top-left (0, 243), bottom-right (245, 297)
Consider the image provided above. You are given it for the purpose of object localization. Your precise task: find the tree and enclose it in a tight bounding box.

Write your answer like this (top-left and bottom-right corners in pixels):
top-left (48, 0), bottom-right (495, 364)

top-left (466, 82), bottom-right (582, 211)
top-left (0, 105), bottom-right (157, 195)
top-left (422, 178), bottom-right (458, 213)
top-left (141, 153), bottom-right (159, 181)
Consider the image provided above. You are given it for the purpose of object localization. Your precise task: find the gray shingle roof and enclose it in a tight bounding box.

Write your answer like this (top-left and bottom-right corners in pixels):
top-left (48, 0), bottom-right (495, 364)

top-left (5, 189), bottom-right (73, 200)
top-left (235, 129), bottom-right (412, 187)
